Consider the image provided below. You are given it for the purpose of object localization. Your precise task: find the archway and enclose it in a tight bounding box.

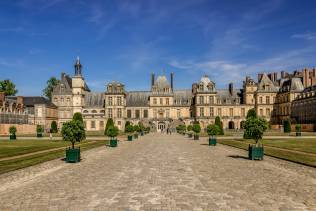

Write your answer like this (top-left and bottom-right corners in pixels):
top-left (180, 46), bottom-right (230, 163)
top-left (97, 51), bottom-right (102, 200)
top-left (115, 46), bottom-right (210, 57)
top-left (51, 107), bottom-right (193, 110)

top-left (228, 121), bottom-right (235, 129)
top-left (158, 122), bottom-right (166, 131)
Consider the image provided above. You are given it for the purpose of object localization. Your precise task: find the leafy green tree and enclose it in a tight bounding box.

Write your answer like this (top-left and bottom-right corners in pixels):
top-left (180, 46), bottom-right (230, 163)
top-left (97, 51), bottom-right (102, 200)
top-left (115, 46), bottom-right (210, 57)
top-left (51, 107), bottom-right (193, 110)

top-left (243, 117), bottom-right (268, 144)
top-left (43, 77), bottom-right (60, 100)
top-left (192, 123), bottom-right (201, 135)
top-left (50, 121), bottom-right (58, 133)
top-left (215, 116), bottom-right (224, 135)
top-left (0, 80), bottom-right (18, 96)
top-left (207, 124), bottom-right (220, 137)
top-left (125, 125), bottom-right (134, 134)
top-left (187, 125), bottom-right (193, 132)
top-left (246, 108), bottom-right (257, 119)
top-left (36, 125), bottom-right (44, 134)
top-left (125, 121), bottom-right (131, 128)
top-left (9, 126), bottom-right (17, 135)
top-left (133, 125), bottom-right (141, 133)
top-left (61, 120), bottom-right (86, 149)
top-left (104, 118), bottom-right (114, 136)
top-left (106, 126), bottom-right (119, 140)
top-left (72, 112), bottom-right (83, 123)
top-left (283, 119), bottom-right (291, 133)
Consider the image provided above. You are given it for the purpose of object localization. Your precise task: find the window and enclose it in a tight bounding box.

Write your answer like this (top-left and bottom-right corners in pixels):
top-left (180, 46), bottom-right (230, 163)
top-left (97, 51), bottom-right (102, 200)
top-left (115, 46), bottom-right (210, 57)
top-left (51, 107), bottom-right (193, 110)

top-left (99, 121), bottom-right (104, 129)
top-left (117, 108), bottom-right (122, 118)
top-left (54, 97), bottom-right (58, 103)
top-left (241, 108), bottom-right (245, 117)
top-left (266, 96), bottom-right (270, 104)
top-left (135, 110), bottom-right (140, 118)
top-left (91, 121), bottom-right (95, 129)
top-left (166, 98), bottom-right (169, 105)
top-left (177, 109), bottom-right (181, 118)
top-left (143, 110), bottom-right (148, 118)
top-left (127, 109), bottom-right (131, 118)
top-left (200, 107), bottom-right (204, 117)
top-left (199, 96), bottom-right (204, 104)
top-left (108, 97), bottom-right (113, 106)
top-left (153, 98), bottom-right (157, 105)
top-left (259, 97), bottom-right (263, 104)
top-left (229, 108), bottom-right (233, 117)
top-left (209, 96), bottom-right (214, 104)
top-left (218, 108), bottom-right (222, 116)
top-left (160, 98), bottom-right (163, 105)
top-left (210, 107), bottom-right (214, 117)
top-left (84, 121), bottom-right (87, 128)
top-left (260, 109), bottom-right (263, 116)
top-left (266, 108), bottom-right (271, 116)
top-left (117, 97), bottom-right (122, 106)
top-left (108, 108), bottom-right (112, 118)
top-left (166, 109), bottom-right (170, 118)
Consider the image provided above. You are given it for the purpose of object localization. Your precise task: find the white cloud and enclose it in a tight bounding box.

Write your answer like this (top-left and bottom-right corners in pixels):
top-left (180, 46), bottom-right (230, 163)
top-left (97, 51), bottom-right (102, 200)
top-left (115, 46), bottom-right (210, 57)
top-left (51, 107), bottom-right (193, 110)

top-left (291, 32), bottom-right (316, 41)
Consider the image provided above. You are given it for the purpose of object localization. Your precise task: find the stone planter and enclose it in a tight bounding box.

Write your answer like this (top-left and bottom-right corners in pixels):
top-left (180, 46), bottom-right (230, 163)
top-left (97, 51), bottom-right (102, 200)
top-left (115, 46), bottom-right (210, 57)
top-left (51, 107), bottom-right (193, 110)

top-left (65, 147), bottom-right (80, 163)
top-left (128, 135), bottom-right (133, 141)
top-left (248, 144), bottom-right (264, 160)
top-left (110, 139), bottom-right (118, 147)
top-left (209, 137), bottom-right (217, 146)
top-left (194, 134), bottom-right (199, 140)
top-left (9, 134), bottom-right (16, 140)
top-left (37, 133), bottom-right (43, 138)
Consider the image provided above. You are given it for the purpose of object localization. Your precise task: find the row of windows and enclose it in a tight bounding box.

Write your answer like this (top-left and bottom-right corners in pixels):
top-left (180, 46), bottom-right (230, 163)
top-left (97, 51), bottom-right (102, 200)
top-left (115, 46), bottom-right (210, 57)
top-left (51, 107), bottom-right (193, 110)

top-left (258, 96), bottom-right (275, 104)
top-left (152, 98), bottom-right (170, 105)
top-left (198, 96), bottom-right (215, 104)
top-left (126, 109), bottom-right (148, 118)
top-left (107, 97), bottom-right (123, 106)
top-left (84, 120), bottom-right (104, 129)
top-left (199, 107), bottom-right (246, 117)
top-left (53, 97), bottom-right (71, 105)
top-left (82, 110), bottom-right (104, 114)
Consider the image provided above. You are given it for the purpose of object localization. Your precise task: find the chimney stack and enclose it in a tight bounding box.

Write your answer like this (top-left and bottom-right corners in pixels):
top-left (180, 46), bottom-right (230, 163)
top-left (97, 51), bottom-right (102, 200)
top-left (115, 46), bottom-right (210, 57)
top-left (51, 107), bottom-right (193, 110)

top-left (274, 72), bottom-right (278, 81)
top-left (170, 72), bottom-right (174, 91)
top-left (258, 73), bottom-right (263, 82)
top-left (281, 71), bottom-right (287, 79)
top-left (229, 83), bottom-right (233, 95)
top-left (151, 73), bottom-right (155, 87)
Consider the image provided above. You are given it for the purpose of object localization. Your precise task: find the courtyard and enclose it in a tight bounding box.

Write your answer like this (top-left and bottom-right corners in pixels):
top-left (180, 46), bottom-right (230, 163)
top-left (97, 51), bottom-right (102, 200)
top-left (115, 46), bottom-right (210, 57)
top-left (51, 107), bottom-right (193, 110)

top-left (0, 133), bottom-right (315, 210)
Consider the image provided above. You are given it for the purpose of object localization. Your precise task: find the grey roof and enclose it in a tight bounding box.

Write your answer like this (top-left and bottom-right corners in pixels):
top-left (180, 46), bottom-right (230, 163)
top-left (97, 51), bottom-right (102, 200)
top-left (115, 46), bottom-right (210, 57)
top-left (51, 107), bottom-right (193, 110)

top-left (6, 96), bottom-right (57, 107)
top-left (84, 92), bottom-right (104, 108)
top-left (217, 89), bottom-right (241, 104)
top-left (257, 73), bottom-right (278, 92)
top-left (126, 91), bottom-right (150, 107)
top-left (52, 73), bottom-right (72, 95)
top-left (173, 90), bottom-right (192, 105)
top-left (281, 77), bottom-right (304, 92)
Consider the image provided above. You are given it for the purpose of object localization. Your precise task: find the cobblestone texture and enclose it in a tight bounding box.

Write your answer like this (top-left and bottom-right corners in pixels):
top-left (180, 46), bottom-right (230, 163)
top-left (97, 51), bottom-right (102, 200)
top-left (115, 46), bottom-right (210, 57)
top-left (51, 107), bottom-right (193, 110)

top-left (0, 133), bottom-right (315, 210)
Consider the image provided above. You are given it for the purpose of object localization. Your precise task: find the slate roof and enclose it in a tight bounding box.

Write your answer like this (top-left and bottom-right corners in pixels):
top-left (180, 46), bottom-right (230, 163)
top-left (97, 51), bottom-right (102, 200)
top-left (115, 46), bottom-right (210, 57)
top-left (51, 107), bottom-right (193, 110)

top-left (6, 96), bottom-right (57, 107)
top-left (84, 92), bottom-right (104, 108)
top-left (257, 73), bottom-right (279, 92)
top-left (126, 91), bottom-right (150, 107)
top-left (280, 77), bottom-right (304, 92)
top-left (216, 89), bottom-right (242, 104)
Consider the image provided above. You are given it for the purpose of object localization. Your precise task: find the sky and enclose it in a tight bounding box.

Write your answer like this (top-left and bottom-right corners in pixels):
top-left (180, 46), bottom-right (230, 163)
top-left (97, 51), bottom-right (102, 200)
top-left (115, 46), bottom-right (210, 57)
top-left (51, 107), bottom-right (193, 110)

top-left (1, 0), bottom-right (316, 95)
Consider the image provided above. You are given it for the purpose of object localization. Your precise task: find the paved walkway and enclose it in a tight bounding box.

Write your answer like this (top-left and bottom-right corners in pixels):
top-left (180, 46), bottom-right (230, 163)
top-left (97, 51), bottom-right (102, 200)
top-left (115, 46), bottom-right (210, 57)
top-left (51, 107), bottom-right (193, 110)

top-left (0, 133), bottom-right (315, 210)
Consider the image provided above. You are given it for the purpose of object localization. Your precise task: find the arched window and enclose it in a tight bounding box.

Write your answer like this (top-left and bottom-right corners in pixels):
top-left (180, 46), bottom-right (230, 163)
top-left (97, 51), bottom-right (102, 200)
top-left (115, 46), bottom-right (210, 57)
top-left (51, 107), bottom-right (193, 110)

top-left (91, 110), bottom-right (97, 113)
top-left (83, 110), bottom-right (89, 113)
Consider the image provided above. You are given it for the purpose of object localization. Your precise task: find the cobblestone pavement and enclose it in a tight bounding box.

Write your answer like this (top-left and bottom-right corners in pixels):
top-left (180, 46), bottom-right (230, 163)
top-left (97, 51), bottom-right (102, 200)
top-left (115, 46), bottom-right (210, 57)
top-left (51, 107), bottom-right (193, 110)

top-left (0, 133), bottom-right (315, 211)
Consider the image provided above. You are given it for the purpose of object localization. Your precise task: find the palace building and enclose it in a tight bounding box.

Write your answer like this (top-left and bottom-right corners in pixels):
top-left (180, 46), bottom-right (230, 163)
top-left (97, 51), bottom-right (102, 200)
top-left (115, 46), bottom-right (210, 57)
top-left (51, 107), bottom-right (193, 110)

top-left (52, 58), bottom-right (300, 132)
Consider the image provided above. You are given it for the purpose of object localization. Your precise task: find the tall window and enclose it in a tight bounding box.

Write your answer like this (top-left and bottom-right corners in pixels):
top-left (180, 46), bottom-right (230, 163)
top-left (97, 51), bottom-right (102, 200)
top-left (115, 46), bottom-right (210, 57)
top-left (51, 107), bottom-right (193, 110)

top-left (153, 98), bottom-right (157, 105)
top-left (210, 107), bottom-right (214, 117)
top-left (127, 109), bottom-right (131, 118)
top-left (91, 121), bottom-right (95, 129)
top-left (108, 108), bottom-right (112, 118)
top-left (166, 98), bottom-right (169, 105)
top-left (143, 110), bottom-right (148, 118)
top-left (135, 110), bottom-right (140, 118)
top-left (241, 108), bottom-right (245, 117)
top-left (266, 96), bottom-right (270, 104)
top-left (200, 107), bottom-right (204, 117)
top-left (160, 98), bottom-right (163, 105)
top-left (199, 96), bottom-right (204, 104)
top-left (266, 108), bottom-right (271, 116)
top-left (218, 108), bottom-right (222, 116)
top-left (99, 121), bottom-right (104, 129)
top-left (229, 108), bottom-right (233, 117)
top-left (108, 97), bottom-right (113, 106)
top-left (260, 109), bottom-right (263, 116)
top-left (117, 108), bottom-right (122, 118)
top-left (117, 97), bottom-right (122, 106)
top-left (209, 96), bottom-right (214, 104)
top-left (259, 97), bottom-right (263, 104)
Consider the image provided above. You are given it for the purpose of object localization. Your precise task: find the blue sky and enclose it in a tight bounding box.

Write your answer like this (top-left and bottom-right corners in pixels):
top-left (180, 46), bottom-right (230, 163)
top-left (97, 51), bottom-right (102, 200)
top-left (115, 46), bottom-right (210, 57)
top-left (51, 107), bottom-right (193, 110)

top-left (1, 0), bottom-right (316, 95)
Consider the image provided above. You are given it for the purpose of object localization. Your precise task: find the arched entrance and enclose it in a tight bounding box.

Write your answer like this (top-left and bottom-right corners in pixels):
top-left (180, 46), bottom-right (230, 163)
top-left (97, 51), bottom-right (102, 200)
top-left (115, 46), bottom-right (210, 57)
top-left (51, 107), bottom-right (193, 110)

top-left (228, 121), bottom-right (235, 129)
top-left (158, 122), bottom-right (166, 130)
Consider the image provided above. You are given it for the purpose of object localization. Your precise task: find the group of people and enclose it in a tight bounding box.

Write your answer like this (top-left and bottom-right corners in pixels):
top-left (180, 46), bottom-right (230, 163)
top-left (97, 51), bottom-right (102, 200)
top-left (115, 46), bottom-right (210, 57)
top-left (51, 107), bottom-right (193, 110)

top-left (160, 128), bottom-right (173, 135)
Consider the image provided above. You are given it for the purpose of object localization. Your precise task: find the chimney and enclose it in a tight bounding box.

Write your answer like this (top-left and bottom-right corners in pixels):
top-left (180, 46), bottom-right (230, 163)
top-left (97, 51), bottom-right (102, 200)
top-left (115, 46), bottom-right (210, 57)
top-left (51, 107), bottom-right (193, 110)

top-left (229, 83), bottom-right (233, 95)
top-left (281, 71), bottom-right (287, 79)
top-left (151, 73), bottom-right (155, 87)
top-left (0, 92), bottom-right (5, 103)
top-left (61, 72), bottom-right (66, 80)
top-left (268, 73), bottom-right (273, 81)
top-left (274, 72), bottom-right (278, 81)
top-left (246, 76), bottom-right (250, 82)
top-left (170, 72), bottom-right (174, 91)
top-left (258, 73), bottom-right (263, 82)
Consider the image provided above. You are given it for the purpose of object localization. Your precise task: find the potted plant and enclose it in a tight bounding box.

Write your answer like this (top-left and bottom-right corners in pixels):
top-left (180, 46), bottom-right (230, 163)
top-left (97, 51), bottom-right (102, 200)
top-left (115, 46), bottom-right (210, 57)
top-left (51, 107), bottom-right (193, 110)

top-left (107, 125), bottom-right (119, 147)
top-left (62, 120), bottom-right (85, 163)
top-left (244, 117), bottom-right (268, 160)
top-left (215, 116), bottom-right (224, 135)
top-left (187, 125), bottom-right (193, 138)
top-left (207, 124), bottom-right (220, 146)
top-left (283, 119), bottom-right (291, 134)
top-left (125, 124), bottom-right (134, 141)
top-left (295, 124), bottom-right (301, 137)
top-left (36, 125), bottom-right (44, 138)
top-left (133, 125), bottom-right (139, 139)
top-left (9, 126), bottom-right (17, 140)
top-left (192, 123), bottom-right (201, 140)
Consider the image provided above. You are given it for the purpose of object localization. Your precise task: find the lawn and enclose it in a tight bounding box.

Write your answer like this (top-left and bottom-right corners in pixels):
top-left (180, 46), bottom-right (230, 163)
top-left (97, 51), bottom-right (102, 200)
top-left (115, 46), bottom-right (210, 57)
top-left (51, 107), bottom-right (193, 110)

top-left (217, 138), bottom-right (316, 167)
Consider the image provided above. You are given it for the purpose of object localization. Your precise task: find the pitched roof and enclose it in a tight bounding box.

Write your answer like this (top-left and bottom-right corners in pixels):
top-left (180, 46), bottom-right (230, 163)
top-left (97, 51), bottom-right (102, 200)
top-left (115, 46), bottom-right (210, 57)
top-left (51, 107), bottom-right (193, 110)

top-left (84, 92), bottom-right (104, 108)
top-left (23, 97), bottom-right (57, 107)
top-left (126, 91), bottom-right (150, 107)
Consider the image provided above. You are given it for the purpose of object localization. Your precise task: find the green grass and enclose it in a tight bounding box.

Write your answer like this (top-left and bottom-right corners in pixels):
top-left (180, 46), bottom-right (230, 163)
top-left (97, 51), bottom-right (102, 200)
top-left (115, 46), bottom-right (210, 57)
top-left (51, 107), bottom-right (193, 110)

top-left (0, 140), bottom-right (107, 175)
top-left (218, 139), bottom-right (316, 167)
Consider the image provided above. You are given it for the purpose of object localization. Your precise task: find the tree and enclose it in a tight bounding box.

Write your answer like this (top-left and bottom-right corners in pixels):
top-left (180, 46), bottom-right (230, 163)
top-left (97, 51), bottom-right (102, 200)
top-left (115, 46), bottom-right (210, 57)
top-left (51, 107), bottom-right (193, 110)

top-left (36, 125), bottom-right (44, 134)
top-left (243, 117), bottom-right (268, 144)
top-left (104, 118), bottom-right (114, 136)
top-left (207, 124), bottom-right (220, 137)
top-left (125, 121), bottom-right (131, 128)
top-left (0, 80), bottom-right (18, 96)
top-left (133, 125), bottom-right (140, 133)
top-left (43, 77), bottom-right (60, 100)
top-left (246, 108), bottom-right (257, 119)
top-left (125, 125), bottom-right (134, 134)
top-left (187, 125), bottom-right (193, 132)
top-left (61, 120), bottom-right (86, 149)
top-left (9, 126), bottom-right (17, 135)
top-left (50, 121), bottom-right (58, 133)
top-left (106, 126), bottom-right (119, 140)
top-left (283, 119), bottom-right (291, 133)
top-left (192, 123), bottom-right (201, 135)
top-left (72, 112), bottom-right (83, 123)
top-left (215, 116), bottom-right (224, 135)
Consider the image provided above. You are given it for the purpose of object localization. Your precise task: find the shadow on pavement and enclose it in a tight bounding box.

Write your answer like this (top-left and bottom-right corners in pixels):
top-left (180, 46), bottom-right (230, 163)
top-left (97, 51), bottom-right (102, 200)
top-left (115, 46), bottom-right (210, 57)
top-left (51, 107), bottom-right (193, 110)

top-left (227, 155), bottom-right (248, 160)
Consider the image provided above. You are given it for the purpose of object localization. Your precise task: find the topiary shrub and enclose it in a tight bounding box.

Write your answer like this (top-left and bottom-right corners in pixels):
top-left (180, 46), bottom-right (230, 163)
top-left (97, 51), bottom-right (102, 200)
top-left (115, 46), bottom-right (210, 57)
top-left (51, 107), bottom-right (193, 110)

top-left (104, 118), bottom-right (114, 136)
top-left (50, 120), bottom-right (58, 133)
top-left (244, 117), bottom-right (268, 144)
top-left (125, 124), bottom-right (134, 135)
top-left (61, 120), bottom-right (86, 149)
top-left (9, 126), bottom-right (17, 135)
top-left (192, 123), bottom-right (201, 135)
top-left (107, 126), bottom-right (119, 140)
top-left (283, 119), bottom-right (291, 133)
top-left (207, 124), bottom-right (220, 137)
top-left (215, 116), bottom-right (224, 135)
top-left (36, 125), bottom-right (44, 134)
top-left (72, 112), bottom-right (83, 123)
